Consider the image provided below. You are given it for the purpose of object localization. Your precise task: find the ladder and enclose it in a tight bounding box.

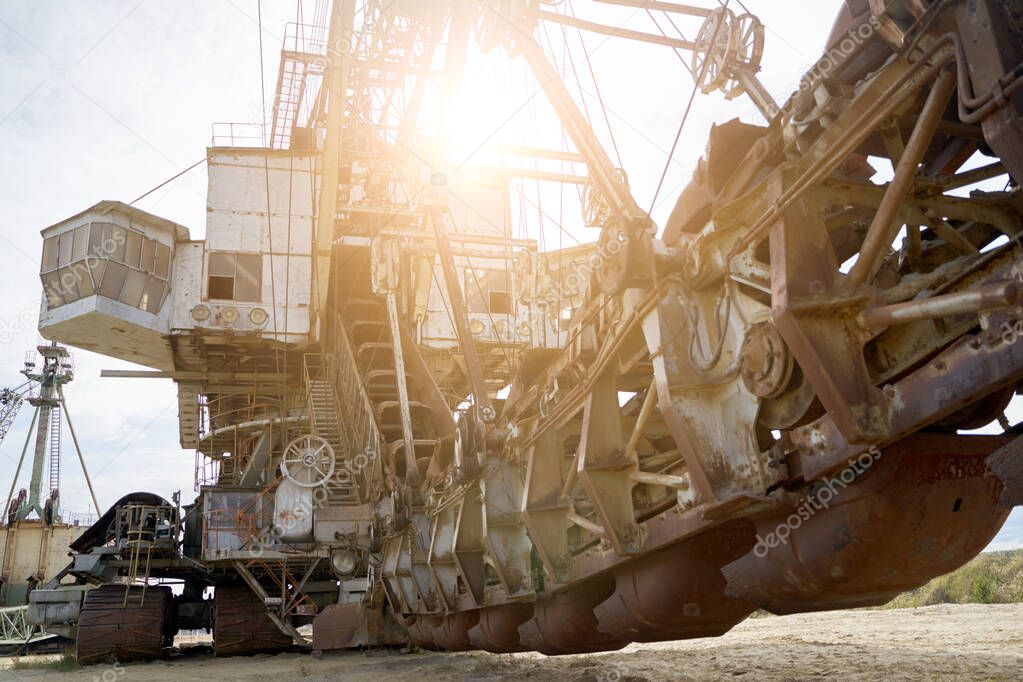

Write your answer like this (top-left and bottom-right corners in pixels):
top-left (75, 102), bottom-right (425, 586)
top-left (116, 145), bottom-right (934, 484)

top-left (123, 507), bottom-right (155, 607)
top-left (123, 540), bottom-right (154, 607)
top-left (47, 405), bottom-right (60, 495)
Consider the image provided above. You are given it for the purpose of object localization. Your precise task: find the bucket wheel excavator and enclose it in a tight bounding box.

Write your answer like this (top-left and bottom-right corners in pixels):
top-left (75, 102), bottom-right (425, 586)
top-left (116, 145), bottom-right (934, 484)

top-left (26, 0), bottom-right (1023, 662)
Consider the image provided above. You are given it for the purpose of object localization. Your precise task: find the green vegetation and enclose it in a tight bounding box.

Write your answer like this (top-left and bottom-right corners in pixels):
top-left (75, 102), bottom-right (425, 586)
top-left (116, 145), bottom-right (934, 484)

top-left (886, 549), bottom-right (1023, 608)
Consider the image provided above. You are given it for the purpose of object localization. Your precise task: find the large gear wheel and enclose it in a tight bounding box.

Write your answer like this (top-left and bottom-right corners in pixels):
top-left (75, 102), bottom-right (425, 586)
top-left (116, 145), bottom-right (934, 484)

top-left (281, 434), bottom-right (336, 488)
top-left (692, 7), bottom-right (736, 95)
top-left (691, 8), bottom-right (765, 99)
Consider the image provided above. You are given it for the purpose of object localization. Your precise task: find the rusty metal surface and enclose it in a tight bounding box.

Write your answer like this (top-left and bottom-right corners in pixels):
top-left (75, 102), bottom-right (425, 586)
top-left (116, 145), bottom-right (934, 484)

top-left (213, 584), bottom-right (292, 657)
top-left (467, 604), bottom-right (533, 653)
top-left (792, 300), bottom-right (1023, 482)
top-left (593, 520), bottom-right (756, 642)
top-left (517, 577), bottom-right (627, 656)
top-left (722, 435), bottom-right (1010, 614)
top-left (163, 0), bottom-right (1023, 657)
top-left (311, 602), bottom-right (408, 651)
top-left (75, 585), bottom-right (170, 665)
top-left (404, 615), bottom-right (443, 650)
top-left (430, 611), bottom-right (479, 651)
top-left (42, 0), bottom-right (1023, 660)
top-left (987, 434), bottom-right (1023, 507)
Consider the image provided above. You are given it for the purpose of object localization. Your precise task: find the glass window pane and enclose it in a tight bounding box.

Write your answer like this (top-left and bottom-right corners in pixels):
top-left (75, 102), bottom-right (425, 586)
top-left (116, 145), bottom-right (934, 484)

top-left (234, 254), bottom-right (261, 302)
top-left (154, 243), bottom-right (171, 278)
top-left (58, 231), bottom-right (74, 267)
top-left (464, 269), bottom-right (511, 313)
top-left (88, 223), bottom-right (104, 256)
top-left (72, 226), bottom-right (89, 261)
top-left (55, 266), bottom-right (79, 302)
top-left (489, 291), bottom-right (512, 315)
top-left (208, 276), bottom-right (233, 300)
top-left (119, 270), bottom-right (147, 307)
top-left (41, 236), bottom-right (59, 272)
top-left (41, 272), bottom-right (64, 307)
top-left (74, 262), bottom-right (95, 297)
top-left (98, 261), bottom-right (128, 299)
top-left (125, 230), bottom-right (142, 269)
top-left (105, 224), bottom-right (127, 262)
top-left (208, 252), bottom-right (234, 278)
top-left (141, 238), bottom-right (157, 274)
top-left (141, 277), bottom-right (166, 313)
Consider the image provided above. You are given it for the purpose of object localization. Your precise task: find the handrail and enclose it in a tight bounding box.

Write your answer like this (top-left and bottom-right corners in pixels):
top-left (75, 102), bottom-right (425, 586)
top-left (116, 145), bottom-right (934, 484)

top-left (331, 321), bottom-right (385, 469)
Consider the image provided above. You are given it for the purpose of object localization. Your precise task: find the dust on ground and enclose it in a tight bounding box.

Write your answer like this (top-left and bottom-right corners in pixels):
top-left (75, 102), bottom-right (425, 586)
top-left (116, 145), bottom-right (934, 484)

top-left (3, 603), bottom-right (1021, 681)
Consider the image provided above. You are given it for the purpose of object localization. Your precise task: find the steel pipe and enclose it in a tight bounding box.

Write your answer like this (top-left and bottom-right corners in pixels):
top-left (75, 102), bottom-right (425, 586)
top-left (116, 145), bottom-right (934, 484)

top-left (848, 66), bottom-right (958, 288)
top-left (536, 10), bottom-right (697, 51)
top-left (728, 38), bottom-right (958, 262)
top-left (567, 511), bottom-right (606, 536)
top-left (630, 470), bottom-right (691, 489)
top-left (593, 0), bottom-right (712, 18)
top-left (859, 280), bottom-right (1020, 327)
top-left (624, 380), bottom-right (658, 463)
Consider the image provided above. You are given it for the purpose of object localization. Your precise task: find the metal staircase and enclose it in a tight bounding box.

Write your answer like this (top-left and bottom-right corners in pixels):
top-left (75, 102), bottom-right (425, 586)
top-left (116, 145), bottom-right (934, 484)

top-left (269, 23), bottom-right (327, 150)
top-left (302, 355), bottom-right (360, 505)
top-left (307, 376), bottom-right (345, 456)
top-left (341, 298), bottom-right (440, 484)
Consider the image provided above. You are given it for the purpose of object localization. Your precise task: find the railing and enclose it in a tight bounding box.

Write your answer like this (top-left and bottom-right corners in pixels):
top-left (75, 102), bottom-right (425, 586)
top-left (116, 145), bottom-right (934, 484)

top-left (64, 511), bottom-right (97, 527)
top-left (117, 503), bottom-right (177, 548)
top-left (211, 122), bottom-right (267, 148)
top-left (194, 450), bottom-right (221, 491)
top-left (194, 385), bottom-right (310, 490)
top-left (282, 21), bottom-right (328, 55)
top-left (304, 340), bottom-right (384, 500)
top-left (303, 354), bottom-right (338, 442)
top-left (199, 393), bottom-right (282, 438)
top-left (332, 322), bottom-right (384, 468)
top-left (203, 507), bottom-right (260, 558)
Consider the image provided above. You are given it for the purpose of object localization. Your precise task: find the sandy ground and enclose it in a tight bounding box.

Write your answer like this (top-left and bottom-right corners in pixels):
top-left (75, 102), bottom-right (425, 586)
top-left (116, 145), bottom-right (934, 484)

top-left (2, 603), bottom-right (1021, 681)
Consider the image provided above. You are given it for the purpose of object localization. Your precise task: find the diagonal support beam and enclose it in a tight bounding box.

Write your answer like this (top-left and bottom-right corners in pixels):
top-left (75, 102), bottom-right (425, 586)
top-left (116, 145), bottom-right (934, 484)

top-left (847, 67), bottom-right (957, 288)
top-left (232, 560), bottom-right (310, 648)
top-left (427, 205), bottom-right (496, 422)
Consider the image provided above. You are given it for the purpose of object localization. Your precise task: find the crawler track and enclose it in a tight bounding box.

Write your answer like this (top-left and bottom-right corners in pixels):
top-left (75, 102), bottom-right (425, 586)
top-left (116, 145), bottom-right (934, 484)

top-left (75, 585), bottom-right (170, 665)
top-left (213, 584), bottom-right (292, 657)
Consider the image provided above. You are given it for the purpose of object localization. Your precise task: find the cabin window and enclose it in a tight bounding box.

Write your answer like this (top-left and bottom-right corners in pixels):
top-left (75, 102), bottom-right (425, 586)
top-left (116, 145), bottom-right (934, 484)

top-left (124, 230), bottom-right (143, 268)
top-left (465, 269), bottom-right (513, 315)
top-left (207, 252), bottom-right (262, 302)
top-left (40, 222), bottom-right (172, 313)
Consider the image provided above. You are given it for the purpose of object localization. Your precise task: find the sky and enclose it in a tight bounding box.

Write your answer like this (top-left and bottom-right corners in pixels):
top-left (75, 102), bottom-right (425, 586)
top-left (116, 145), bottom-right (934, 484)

top-left (0, 0), bottom-right (1019, 549)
